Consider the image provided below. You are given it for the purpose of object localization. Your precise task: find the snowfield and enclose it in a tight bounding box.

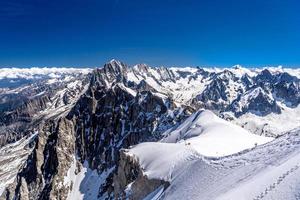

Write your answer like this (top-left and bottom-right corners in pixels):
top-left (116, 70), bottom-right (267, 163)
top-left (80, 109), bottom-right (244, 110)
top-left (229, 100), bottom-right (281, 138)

top-left (125, 111), bottom-right (300, 200)
top-left (229, 103), bottom-right (300, 136)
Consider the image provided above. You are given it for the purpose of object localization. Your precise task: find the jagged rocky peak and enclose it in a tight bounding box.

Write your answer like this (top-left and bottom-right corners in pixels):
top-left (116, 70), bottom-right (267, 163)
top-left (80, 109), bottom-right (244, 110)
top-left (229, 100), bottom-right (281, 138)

top-left (62, 64), bottom-right (190, 198)
top-left (157, 67), bottom-right (176, 82)
top-left (132, 63), bottom-right (175, 82)
top-left (255, 68), bottom-right (274, 83)
top-left (133, 63), bottom-right (150, 73)
top-left (230, 86), bottom-right (281, 117)
top-left (215, 69), bottom-right (237, 81)
top-left (252, 69), bottom-right (300, 107)
top-left (241, 73), bottom-right (253, 88)
top-left (255, 69), bottom-right (297, 86)
top-left (194, 76), bottom-right (228, 105)
top-left (99, 59), bottom-right (129, 84)
top-left (104, 59), bottom-right (128, 74)
top-left (276, 72), bottom-right (298, 82)
top-left (91, 60), bottom-right (126, 87)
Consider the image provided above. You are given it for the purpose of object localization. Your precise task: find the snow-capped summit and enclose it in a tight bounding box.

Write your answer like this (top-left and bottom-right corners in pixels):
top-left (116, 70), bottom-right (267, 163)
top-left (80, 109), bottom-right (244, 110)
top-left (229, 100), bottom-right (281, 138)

top-left (133, 63), bottom-right (149, 73)
top-left (103, 59), bottom-right (128, 74)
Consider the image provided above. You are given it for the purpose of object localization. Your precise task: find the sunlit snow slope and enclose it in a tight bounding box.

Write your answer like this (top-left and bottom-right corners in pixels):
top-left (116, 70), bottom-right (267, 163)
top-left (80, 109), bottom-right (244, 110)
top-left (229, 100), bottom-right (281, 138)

top-left (126, 126), bottom-right (300, 200)
top-left (161, 109), bottom-right (273, 157)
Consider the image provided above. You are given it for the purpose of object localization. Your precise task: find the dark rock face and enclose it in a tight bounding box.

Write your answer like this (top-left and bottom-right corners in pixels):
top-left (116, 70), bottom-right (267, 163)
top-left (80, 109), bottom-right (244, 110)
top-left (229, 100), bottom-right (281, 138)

top-left (192, 73), bottom-right (234, 111)
top-left (2, 118), bottom-right (76, 200)
top-left (241, 74), bottom-right (253, 89)
top-left (66, 66), bottom-right (189, 198)
top-left (0, 95), bottom-right (50, 125)
top-left (114, 150), bottom-right (169, 200)
top-left (198, 77), bottom-right (228, 103)
top-left (243, 93), bottom-right (281, 116)
top-left (271, 74), bottom-right (300, 107)
top-left (229, 87), bottom-right (281, 117)
top-left (136, 80), bottom-right (156, 92)
top-left (255, 69), bottom-right (274, 83)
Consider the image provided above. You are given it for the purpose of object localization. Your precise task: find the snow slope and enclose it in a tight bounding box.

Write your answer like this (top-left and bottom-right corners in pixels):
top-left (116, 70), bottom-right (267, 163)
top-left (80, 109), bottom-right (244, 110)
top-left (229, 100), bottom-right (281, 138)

top-left (163, 128), bottom-right (300, 200)
top-left (126, 127), bottom-right (300, 200)
top-left (126, 142), bottom-right (195, 181)
top-left (161, 109), bottom-right (272, 157)
top-left (64, 158), bottom-right (114, 200)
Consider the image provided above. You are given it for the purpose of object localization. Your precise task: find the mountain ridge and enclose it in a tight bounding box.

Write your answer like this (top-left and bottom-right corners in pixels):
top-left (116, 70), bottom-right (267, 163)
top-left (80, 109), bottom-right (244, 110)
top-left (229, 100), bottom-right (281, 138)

top-left (0, 60), bottom-right (299, 200)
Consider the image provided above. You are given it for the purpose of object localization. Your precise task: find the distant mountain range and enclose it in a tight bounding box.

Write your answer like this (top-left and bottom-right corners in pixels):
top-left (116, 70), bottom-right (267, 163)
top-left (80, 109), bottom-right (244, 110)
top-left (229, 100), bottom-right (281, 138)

top-left (0, 60), bottom-right (299, 200)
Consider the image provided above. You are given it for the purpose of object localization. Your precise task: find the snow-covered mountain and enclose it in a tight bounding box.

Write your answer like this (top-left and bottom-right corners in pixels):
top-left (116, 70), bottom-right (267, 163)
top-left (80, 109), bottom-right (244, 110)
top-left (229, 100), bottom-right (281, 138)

top-left (121, 127), bottom-right (300, 200)
top-left (0, 60), bottom-right (299, 200)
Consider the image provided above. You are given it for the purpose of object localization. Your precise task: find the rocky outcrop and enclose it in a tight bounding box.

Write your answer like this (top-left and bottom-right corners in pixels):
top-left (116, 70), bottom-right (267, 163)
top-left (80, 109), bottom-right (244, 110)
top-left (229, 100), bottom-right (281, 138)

top-left (114, 150), bottom-right (169, 200)
top-left (1, 118), bottom-right (76, 200)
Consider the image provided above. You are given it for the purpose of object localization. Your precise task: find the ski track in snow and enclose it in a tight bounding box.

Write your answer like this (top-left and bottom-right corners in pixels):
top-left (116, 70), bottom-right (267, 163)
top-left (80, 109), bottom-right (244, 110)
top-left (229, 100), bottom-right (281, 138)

top-left (253, 164), bottom-right (300, 200)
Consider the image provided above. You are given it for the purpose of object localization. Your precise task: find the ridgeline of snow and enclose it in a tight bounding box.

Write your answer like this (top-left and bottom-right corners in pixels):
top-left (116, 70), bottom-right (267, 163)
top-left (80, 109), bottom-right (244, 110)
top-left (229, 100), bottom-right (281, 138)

top-left (161, 109), bottom-right (273, 157)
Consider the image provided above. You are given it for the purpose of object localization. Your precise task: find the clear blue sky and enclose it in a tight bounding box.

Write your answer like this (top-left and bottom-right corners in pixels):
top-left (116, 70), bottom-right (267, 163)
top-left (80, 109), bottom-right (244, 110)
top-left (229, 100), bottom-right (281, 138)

top-left (0, 0), bottom-right (300, 67)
